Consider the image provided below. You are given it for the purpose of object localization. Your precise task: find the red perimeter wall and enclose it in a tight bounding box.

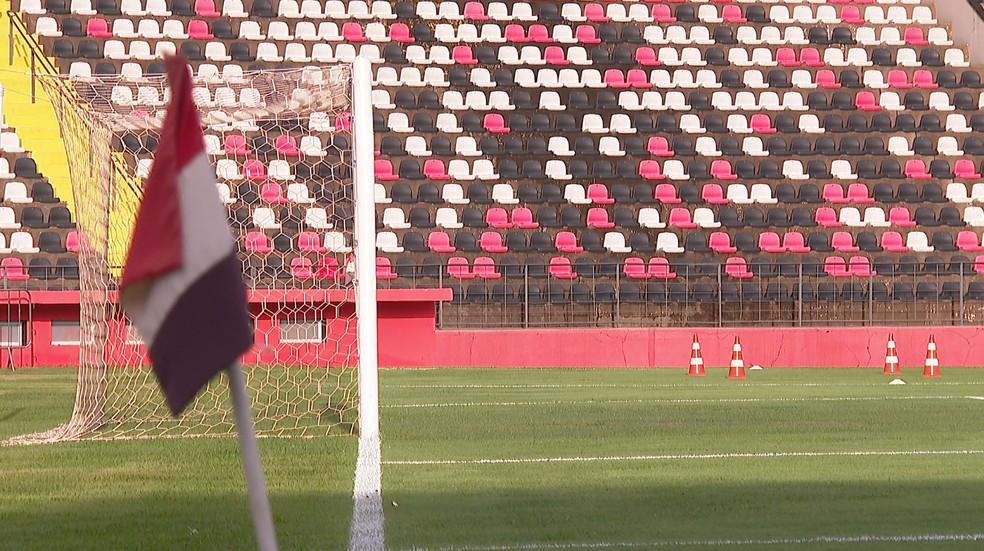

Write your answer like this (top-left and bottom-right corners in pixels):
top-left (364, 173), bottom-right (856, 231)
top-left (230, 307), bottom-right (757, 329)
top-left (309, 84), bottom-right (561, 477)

top-left (6, 290), bottom-right (984, 368)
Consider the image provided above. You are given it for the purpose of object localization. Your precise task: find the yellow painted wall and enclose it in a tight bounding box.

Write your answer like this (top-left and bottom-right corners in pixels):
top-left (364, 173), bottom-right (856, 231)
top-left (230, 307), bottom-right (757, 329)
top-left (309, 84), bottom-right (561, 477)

top-left (0, 3), bottom-right (74, 209)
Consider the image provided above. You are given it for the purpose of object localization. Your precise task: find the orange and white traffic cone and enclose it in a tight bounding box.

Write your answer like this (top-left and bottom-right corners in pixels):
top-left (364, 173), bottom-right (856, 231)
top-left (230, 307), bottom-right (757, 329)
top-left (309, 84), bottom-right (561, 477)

top-left (883, 333), bottom-right (900, 375)
top-left (688, 335), bottom-right (705, 377)
top-left (728, 337), bottom-right (746, 380)
top-left (923, 335), bottom-right (940, 378)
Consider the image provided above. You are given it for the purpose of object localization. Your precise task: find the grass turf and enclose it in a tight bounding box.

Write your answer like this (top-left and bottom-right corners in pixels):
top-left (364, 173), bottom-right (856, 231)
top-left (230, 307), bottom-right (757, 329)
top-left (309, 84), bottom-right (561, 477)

top-left (4, 367), bottom-right (984, 550)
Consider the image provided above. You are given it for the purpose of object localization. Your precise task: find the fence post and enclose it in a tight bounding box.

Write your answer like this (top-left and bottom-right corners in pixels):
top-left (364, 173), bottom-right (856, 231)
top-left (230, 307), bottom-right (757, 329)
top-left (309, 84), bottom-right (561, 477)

top-left (797, 263), bottom-right (803, 326)
top-left (523, 265), bottom-right (529, 329)
top-left (960, 263), bottom-right (965, 325)
top-left (716, 263), bottom-right (722, 327)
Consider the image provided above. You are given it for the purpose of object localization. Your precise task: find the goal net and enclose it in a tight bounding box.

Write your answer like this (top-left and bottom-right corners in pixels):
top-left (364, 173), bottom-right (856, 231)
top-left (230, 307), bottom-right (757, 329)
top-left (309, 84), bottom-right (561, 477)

top-left (6, 61), bottom-right (378, 444)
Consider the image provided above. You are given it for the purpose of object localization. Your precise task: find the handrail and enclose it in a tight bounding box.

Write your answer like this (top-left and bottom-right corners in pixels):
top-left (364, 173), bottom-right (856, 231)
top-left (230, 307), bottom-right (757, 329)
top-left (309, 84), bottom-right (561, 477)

top-left (964, 0), bottom-right (984, 23)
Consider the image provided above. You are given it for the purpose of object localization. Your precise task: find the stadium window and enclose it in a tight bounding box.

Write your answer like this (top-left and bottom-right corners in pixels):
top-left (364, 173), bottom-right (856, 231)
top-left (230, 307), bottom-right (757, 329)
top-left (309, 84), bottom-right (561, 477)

top-left (279, 320), bottom-right (325, 344)
top-left (50, 321), bottom-right (81, 346)
top-left (0, 321), bottom-right (25, 347)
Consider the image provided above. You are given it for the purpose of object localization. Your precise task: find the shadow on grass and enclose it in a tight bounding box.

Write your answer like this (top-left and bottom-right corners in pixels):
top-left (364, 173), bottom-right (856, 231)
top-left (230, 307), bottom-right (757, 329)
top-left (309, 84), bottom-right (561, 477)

top-left (0, 491), bottom-right (353, 551)
top-left (383, 479), bottom-right (984, 550)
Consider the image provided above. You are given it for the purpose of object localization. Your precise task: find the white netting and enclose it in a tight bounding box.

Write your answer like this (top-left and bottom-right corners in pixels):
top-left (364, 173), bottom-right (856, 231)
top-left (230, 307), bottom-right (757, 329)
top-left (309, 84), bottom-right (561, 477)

top-left (6, 65), bottom-right (365, 443)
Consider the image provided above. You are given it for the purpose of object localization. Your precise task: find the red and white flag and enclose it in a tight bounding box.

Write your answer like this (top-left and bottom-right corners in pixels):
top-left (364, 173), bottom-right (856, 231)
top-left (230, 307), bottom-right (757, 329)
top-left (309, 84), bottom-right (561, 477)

top-left (120, 55), bottom-right (252, 416)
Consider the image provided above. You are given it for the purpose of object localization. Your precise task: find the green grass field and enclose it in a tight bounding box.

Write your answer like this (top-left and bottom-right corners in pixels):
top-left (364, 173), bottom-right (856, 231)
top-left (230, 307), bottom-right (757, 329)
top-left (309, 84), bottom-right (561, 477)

top-left (4, 367), bottom-right (984, 550)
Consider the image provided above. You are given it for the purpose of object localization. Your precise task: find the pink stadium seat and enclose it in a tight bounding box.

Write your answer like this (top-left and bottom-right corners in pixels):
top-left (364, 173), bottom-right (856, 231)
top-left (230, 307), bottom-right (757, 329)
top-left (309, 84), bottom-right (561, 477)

top-left (245, 232), bottom-right (272, 254)
top-left (342, 22), bottom-right (367, 42)
top-left (799, 48), bottom-right (823, 67)
top-left (710, 160), bottom-right (737, 180)
top-left (244, 160), bottom-right (267, 180)
top-left (776, 48), bottom-right (799, 67)
top-left (824, 257), bottom-right (851, 278)
top-left (505, 24), bottom-right (528, 42)
top-left (86, 18), bottom-right (113, 37)
top-left (451, 46), bottom-right (477, 65)
top-left (758, 232), bottom-right (785, 253)
top-left (626, 69), bottom-right (651, 89)
top-left (888, 207), bottom-right (916, 227)
top-left (782, 232), bottom-right (811, 253)
top-left (848, 256), bottom-right (876, 277)
top-left (709, 232), bottom-right (737, 254)
top-left (880, 232), bottom-right (909, 252)
top-left (374, 159), bottom-right (398, 181)
top-left (958, 231), bottom-right (984, 252)
top-left (847, 183), bottom-right (873, 204)
top-left (750, 114), bottom-right (776, 134)
top-left (335, 112), bottom-right (352, 132)
top-left (187, 19), bottom-right (212, 40)
top-left (955, 160), bottom-right (982, 179)
top-left (831, 232), bottom-right (860, 253)
top-left (725, 257), bottom-right (754, 279)
top-left (376, 257), bottom-right (398, 280)
top-left (647, 257), bottom-right (676, 279)
top-left (575, 25), bottom-right (601, 44)
top-left (473, 257), bottom-right (501, 279)
top-left (483, 113), bottom-right (511, 133)
top-left (904, 160), bottom-right (931, 179)
top-left (604, 69), bottom-right (628, 88)
top-left (701, 184), bottom-right (729, 205)
top-left (815, 207), bottom-right (841, 227)
top-left (623, 257), bottom-right (650, 280)
top-left (555, 231), bottom-right (583, 253)
top-left (887, 70), bottom-right (912, 89)
top-left (511, 208), bottom-right (539, 229)
top-left (840, 6), bottom-right (864, 24)
top-left (912, 70), bottom-right (938, 89)
top-left (224, 134), bottom-right (249, 155)
top-left (647, 137), bottom-right (674, 157)
top-left (0, 258), bottom-right (28, 281)
top-left (423, 159), bottom-right (451, 180)
top-left (66, 231), bottom-right (81, 253)
top-left (822, 184), bottom-right (848, 204)
top-left (275, 134), bottom-right (300, 156)
top-left (390, 23), bottom-right (414, 43)
top-left (428, 232), bottom-right (456, 253)
top-left (588, 208), bottom-right (616, 229)
top-left (584, 3), bottom-right (608, 22)
top-left (528, 24), bottom-right (552, 43)
top-left (448, 257), bottom-right (475, 279)
top-left (976, 255), bottom-right (984, 275)
top-left (587, 184), bottom-right (614, 204)
top-left (651, 4), bottom-right (676, 23)
top-left (668, 208), bottom-right (697, 229)
top-left (654, 183), bottom-right (681, 203)
top-left (194, 0), bottom-right (220, 16)
top-left (297, 231), bottom-right (325, 253)
top-left (545, 46), bottom-right (569, 65)
top-left (290, 258), bottom-right (314, 280)
top-left (260, 183), bottom-right (288, 204)
top-left (635, 47), bottom-right (660, 67)
top-left (549, 257), bottom-right (578, 279)
top-left (904, 27), bottom-right (928, 45)
top-left (721, 5), bottom-right (745, 23)
top-left (815, 70), bottom-right (840, 89)
top-left (485, 207), bottom-right (513, 229)
top-left (463, 1), bottom-right (488, 21)
top-left (639, 160), bottom-right (667, 181)
top-left (316, 257), bottom-right (341, 280)
top-left (855, 91), bottom-right (880, 111)
top-left (480, 232), bottom-right (508, 253)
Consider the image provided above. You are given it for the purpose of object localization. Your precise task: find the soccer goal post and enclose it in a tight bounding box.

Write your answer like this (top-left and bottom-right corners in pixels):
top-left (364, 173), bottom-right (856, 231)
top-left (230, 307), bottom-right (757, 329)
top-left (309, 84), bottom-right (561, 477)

top-left (5, 58), bottom-right (379, 444)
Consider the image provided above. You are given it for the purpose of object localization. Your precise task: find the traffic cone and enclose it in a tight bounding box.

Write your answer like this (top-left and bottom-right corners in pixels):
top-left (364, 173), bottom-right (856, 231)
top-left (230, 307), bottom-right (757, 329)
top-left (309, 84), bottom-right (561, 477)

top-left (688, 335), bottom-right (705, 377)
top-left (728, 337), bottom-right (746, 380)
top-left (883, 333), bottom-right (900, 375)
top-left (923, 335), bottom-right (940, 378)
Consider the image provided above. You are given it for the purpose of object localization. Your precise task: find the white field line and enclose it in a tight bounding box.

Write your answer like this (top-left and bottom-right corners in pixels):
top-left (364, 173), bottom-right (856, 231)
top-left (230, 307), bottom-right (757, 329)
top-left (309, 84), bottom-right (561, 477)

top-left (397, 532), bottom-right (984, 550)
top-left (347, 434), bottom-right (385, 551)
top-left (384, 449), bottom-right (984, 466)
top-left (382, 395), bottom-right (973, 409)
top-left (387, 382), bottom-right (983, 390)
